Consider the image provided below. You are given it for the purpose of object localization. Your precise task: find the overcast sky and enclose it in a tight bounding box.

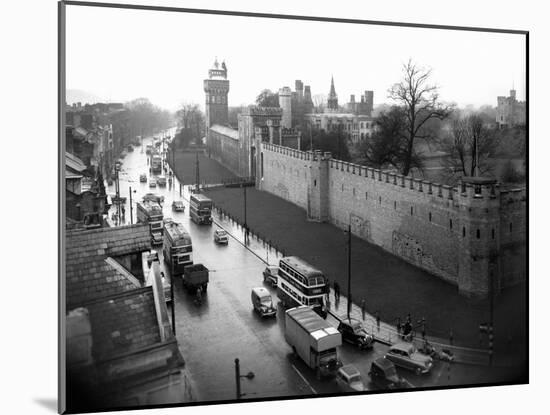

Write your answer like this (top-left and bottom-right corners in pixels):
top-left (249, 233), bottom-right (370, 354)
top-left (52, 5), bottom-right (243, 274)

top-left (66, 5), bottom-right (526, 112)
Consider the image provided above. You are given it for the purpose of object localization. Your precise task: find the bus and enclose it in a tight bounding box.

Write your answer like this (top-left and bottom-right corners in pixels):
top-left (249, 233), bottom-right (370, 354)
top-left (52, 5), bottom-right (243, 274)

top-left (136, 200), bottom-right (164, 246)
top-left (189, 193), bottom-right (213, 225)
top-left (151, 154), bottom-right (162, 174)
top-left (163, 221), bottom-right (193, 275)
top-left (277, 256), bottom-right (329, 318)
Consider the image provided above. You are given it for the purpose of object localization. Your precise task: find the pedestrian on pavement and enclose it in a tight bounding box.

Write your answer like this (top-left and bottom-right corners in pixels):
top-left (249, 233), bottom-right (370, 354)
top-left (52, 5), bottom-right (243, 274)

top-left (397, 317), bottom-right (402, 335)
top-left (407, 313), bottom-right (411, 324)
top-left (421, 324), bottom-right (426, 340)
top-left (334, 282), bottom-right (340, 301)
top-left (449, 328), bottom-right (454, 345)
top-left (376, 311), bottom-right (380, 332)
top-left (360, 298), bottom-right (366, 321)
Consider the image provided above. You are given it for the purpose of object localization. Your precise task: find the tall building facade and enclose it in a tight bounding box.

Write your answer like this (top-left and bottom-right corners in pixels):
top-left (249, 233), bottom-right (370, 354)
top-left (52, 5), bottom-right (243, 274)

top-left (204, 58), bottom-right (230, 130)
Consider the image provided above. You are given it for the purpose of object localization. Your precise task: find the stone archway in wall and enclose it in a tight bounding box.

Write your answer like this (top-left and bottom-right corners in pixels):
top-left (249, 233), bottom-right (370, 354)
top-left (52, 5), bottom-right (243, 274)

top-left (350, 213), bottom-right (370, 240)
top-left (250, 146), bottom-right (256, 179)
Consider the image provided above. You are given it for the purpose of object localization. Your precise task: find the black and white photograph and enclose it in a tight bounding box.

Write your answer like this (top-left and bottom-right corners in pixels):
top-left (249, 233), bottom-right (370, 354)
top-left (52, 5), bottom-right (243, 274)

top-left (57, 1), bottom-right (529, 413)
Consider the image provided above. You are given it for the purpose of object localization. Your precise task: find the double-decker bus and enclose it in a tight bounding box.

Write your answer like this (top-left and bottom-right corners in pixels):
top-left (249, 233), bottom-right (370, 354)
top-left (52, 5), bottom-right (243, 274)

top-left (163, 221), bottom-right (193, 275)
top-left (277, 256), bottom-right (329, 318)
top-left (189, 193), bottom-right (213, 225)
top-left (136, 200), bottom-right (164, 245)
top-left (151, 154), bottom-right (162, 174)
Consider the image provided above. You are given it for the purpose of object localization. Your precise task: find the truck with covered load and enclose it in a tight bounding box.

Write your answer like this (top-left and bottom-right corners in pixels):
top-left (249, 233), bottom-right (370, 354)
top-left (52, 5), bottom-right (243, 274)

top-left (182, 263), bottom-right (209, 293)
top-left (285, 306), bottom-right (342, 379)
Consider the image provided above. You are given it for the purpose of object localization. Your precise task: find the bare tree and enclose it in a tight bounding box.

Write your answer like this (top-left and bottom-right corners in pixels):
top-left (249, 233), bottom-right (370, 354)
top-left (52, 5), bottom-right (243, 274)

top-left (176, 103), bottom-right (204, 143)
top-left (445, 114), bottom-right (496, 177)
top-left (389, 59), bottom-right (453, 176)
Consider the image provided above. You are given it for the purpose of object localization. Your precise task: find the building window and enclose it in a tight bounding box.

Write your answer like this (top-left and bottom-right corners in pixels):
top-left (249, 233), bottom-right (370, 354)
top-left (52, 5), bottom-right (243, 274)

top-left (492, 229), bottom-right (495, 239)
top-left (476, 229), bottom-right (481, 239)
top-left (510, 222), bottom-right (513, 233)
top-left (463, 227), bottom-right (466, 238)
top-left (410, 206), bottom-right (413, 216)
top-left (353, 188), bottom-right (355, 196)
top-left (314, 179), bottom-right (317, 187)
top-left (261, 153), bottom-right (264, 179)
top-left (429, 212), bottom-right (432, 222)
top-left (394, 201), bottom-right (397, 210)
top-left (450, 219), bottom-right (453, 229)
top-left (365, 192), bottom-right (368, 200)
top-left (342, 184), bottom-right (344, 191)
top-left (379, 196), bottom-right (382, 204)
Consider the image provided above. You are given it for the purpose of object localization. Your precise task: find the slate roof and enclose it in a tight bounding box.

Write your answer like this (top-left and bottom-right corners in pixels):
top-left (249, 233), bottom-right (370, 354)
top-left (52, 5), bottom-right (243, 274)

top-left (66, 224), bottom-right (151, 308)
top-left (85, 288), bottom-right (161, 361)
top-left (210, 124), bottom-right (239, 140)
top-left (66, 151), bottom-right (87, 173)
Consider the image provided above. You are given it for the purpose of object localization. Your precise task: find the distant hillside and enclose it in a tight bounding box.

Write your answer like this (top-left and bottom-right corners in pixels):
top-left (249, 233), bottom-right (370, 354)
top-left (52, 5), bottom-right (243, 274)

top-left (66, 89), bottom-right (104, 105)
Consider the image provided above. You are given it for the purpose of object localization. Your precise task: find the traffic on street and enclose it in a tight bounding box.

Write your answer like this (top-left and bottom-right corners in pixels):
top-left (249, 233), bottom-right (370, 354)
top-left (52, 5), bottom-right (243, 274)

top-left (107, 131), bottom-right (517, 402)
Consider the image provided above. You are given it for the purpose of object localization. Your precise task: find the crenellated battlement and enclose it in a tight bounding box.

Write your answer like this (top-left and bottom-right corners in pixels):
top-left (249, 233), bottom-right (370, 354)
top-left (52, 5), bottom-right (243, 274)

top-left (500, 187), bottom-right (527, 204)
top-left (242, 106), bottom-right (283, 117)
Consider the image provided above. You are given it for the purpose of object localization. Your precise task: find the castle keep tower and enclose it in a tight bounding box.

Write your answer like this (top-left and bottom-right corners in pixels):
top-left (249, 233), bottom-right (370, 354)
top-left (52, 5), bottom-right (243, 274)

top-left (204, 58), bottom-right (229, 130)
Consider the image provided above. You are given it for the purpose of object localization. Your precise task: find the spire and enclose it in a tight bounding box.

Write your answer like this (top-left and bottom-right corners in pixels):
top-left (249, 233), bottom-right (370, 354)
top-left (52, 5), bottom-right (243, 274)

top-left (329, 75), bottom-right (336, 97)
top-left (213, 56), bottom-right (219, 69)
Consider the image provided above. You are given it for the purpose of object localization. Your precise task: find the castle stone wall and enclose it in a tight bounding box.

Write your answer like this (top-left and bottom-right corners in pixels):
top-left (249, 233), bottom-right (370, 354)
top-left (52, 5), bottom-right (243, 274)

top-left (259, 142), bottom-right (527, 296)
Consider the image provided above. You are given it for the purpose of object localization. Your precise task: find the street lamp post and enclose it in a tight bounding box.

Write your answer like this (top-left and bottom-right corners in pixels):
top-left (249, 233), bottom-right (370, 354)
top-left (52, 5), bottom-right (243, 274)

top-left (234, 358), bottom-right (255, 400)
top-left (346, 223), bottom-right (352, 320)
top-left (129, 186), bottom-right (136, 225)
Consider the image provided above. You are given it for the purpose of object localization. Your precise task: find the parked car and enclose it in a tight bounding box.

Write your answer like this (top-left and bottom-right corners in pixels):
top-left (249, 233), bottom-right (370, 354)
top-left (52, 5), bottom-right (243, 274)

top-left (143, 193), bottom-right (164, 204)
top-left (385, 342), bottom-right (433, 375)
top-left (337, 318), bottom-right (374, 350)
top-left (163, 217), bottom-right (173, 226)
top-left (151, 231), bottom-right (163, 247)
top-left (149, 178), bottom-right (157, 188)
top-left (172, 200), bottom-right (185, 212)
top-left (368, 357), bottom-right (413, 390)
top-left (157, 175), bottom-right (167, 187)
top-left (335, 365), bottom-right (366, 392)
top-left (139, 173), bottom-right (147, 183)
top-left (262, 266), bottom-right (279, 286)
top-left (214, 229), bottom-right (229, 244)
top-left (251, 287), bottom-right (276, 317)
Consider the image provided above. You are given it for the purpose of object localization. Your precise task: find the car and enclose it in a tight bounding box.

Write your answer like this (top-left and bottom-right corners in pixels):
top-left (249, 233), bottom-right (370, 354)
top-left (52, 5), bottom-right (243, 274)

top-left (368, 357), bottom-right (413, 390)
top-left (262, 266), bottom-right (279, 286)
top-left (146, 250), bottom-right (159, 267)
top-left (157, 175), bottom-right (167, 187)
top-left (335, 365), bottom-right (366, 392)
top-left (172, 200), bottom-right (185, 212)
top-left (337, 318), bottom-right (374, 350)
top-left (139, 173), bottom-right (147, 183)
top-left (384, 342), bottom-right (433, 375)
top-left (143, 193), bottom-right (164, 204)
top-left (251, 287), bottom-right (276, 318)
top-left (214, 229), bottom-right (229, 244)
top-left (163, 217), bottom-right (173, 226)
top-left (149, 178), bottom-right (157, 188)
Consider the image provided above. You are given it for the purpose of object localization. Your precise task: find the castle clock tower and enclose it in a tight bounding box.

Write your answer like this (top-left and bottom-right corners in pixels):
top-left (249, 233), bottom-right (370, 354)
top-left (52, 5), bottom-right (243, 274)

top-left (204, 58), bottom-right (230, 130)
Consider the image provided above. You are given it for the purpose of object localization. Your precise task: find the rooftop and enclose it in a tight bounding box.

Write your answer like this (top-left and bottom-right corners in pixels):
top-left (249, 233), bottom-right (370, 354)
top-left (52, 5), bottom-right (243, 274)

top-left (66, 224), bottom-right (151, 308)
top-left (210, 124), bottom-right (239, 140)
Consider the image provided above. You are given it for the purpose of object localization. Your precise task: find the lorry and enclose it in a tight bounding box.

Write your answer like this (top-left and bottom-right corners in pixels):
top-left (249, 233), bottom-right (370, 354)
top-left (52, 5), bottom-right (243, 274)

top-left (136, 200), bottom-right (164, 245)
top-left (285, 306), bottom-right (342, 379)
top-left (182, 263), bottom-right (209, 293)
top-left (163, 221), bottom-right (193, 276)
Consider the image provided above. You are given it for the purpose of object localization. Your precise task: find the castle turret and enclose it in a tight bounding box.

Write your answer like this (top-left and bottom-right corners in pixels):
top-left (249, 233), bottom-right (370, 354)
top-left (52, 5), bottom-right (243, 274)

top-left (278, 86), bottom-right (292, 129)
top-left (457, 177), bottom-right (501, 298)
top-left (295, 80), bottom-right (304, 101)
top-left (308, 151), bottom-right (331, 221)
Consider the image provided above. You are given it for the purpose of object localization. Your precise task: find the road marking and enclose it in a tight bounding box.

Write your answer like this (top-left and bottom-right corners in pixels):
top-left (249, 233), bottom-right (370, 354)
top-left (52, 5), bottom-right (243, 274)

top-left (291, 364), bottom-right (317, 395)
